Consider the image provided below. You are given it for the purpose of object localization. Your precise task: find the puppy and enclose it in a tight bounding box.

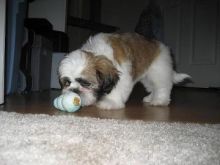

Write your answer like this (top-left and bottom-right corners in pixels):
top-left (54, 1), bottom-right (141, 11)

top-left (58, 33), bottom-right (190, 110)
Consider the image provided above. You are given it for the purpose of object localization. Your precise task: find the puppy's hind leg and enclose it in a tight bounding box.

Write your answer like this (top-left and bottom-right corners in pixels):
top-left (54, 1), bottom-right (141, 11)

top-left (146, 44), bottom-right (173, 106)
top-left (140, 77), bottom-right (153, 103)
top-left (147, 70), bottom-right (173, 106)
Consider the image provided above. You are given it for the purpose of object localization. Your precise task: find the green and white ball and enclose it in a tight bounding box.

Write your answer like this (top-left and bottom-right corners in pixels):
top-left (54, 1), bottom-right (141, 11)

top-left (53, 93), bottom-right (81, 112)
top-left (53, 95), bottom-right (65, 111)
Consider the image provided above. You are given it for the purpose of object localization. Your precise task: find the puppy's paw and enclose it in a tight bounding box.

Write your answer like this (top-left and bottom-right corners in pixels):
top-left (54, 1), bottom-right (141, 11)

top-left (149, 99), bottom-right (170, 106)
top-left (143, 94), bottom-right (152, 103)
top-left (96, 99), bottom-right (125, 110)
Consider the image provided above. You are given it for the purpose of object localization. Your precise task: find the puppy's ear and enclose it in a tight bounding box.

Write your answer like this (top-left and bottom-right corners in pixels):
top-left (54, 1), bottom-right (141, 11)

top-left (94, 56), bottom-right (120, 94)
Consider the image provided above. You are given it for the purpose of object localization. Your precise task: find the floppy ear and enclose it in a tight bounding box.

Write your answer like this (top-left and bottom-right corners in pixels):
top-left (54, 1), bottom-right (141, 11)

top-left (94, 56), bottom-right (120, 94)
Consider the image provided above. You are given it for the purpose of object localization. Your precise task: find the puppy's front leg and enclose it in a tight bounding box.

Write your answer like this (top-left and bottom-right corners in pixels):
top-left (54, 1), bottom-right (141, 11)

top-left (96, 97), bottom-right (125, 110)
top-left (97, 71), bottom-right (134, 110)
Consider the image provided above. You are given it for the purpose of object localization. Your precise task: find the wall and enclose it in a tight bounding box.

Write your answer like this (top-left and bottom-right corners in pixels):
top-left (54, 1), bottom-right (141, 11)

top-left (67, 0), bottom-right (149, 51)
top-left (28, 0), bottom-right (67, 32)
top-left (101, 0), bottom-right (149, 32)
top-left (28, 0), bottom-right (68, 90)
top-left (67, 0), bottom-right (94, 51)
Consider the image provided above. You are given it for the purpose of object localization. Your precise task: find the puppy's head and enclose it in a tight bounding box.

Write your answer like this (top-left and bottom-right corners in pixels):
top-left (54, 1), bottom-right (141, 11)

top-left (58, 50), bottom-right (119, 106)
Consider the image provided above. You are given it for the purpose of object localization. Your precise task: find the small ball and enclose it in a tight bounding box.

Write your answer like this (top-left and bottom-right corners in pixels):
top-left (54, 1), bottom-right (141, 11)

top-left (62, 93), bottom-right (81, 112)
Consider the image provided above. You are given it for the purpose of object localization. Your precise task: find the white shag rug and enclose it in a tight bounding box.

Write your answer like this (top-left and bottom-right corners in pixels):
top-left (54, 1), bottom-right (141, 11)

top-left (0, 111), bottom-right (220, 165)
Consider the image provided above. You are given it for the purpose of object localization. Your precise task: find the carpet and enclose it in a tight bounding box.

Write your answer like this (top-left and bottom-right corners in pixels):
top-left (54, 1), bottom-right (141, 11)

top-left (0, 111), bottom-right (220, 165)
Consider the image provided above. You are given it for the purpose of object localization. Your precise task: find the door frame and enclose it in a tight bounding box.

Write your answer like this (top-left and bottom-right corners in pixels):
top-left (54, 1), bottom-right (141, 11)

top-left (0, 0), bottom-right (6, 104)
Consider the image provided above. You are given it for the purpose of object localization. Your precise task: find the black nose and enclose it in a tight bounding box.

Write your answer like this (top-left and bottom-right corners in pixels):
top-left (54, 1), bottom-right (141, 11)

top-left (70, 88), bottom-right (80, 94)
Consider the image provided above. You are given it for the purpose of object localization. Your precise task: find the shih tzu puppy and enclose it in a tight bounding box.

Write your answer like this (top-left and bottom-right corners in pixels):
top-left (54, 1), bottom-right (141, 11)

top-left (58, 33), bottom-right (190, 110)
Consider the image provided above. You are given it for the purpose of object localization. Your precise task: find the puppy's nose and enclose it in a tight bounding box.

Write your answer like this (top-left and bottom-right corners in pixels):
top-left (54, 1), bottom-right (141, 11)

top-left (71, 88), bottom-right (80, 94)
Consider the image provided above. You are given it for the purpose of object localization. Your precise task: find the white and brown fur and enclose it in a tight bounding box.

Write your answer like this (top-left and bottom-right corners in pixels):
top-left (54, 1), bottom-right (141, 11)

top-left (58, 33), bottom-right (190, 110)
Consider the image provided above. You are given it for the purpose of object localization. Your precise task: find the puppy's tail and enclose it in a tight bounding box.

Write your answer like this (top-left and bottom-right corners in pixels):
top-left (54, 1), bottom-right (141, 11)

top-left (173, 71), bottom-right (191, 84)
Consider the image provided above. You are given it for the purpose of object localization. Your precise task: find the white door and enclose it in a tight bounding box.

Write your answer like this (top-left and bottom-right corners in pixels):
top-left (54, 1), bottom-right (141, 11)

top-left (0, 0), bottom-right (6, 104)
top-left (158, 0), bottom-right (220, 88)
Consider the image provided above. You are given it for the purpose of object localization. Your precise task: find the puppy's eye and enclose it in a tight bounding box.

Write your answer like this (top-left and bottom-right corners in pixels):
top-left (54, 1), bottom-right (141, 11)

top-left (75, 78), bottom-right (91, 87)
top-left (60, 77), bottom-right (71, 88)
top-left (64, 80), bottom-right (71, 87)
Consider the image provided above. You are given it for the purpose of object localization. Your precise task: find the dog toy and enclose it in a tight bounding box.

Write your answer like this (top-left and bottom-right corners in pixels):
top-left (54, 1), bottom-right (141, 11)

top-left (53, 93), bottom-right (81, 112)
